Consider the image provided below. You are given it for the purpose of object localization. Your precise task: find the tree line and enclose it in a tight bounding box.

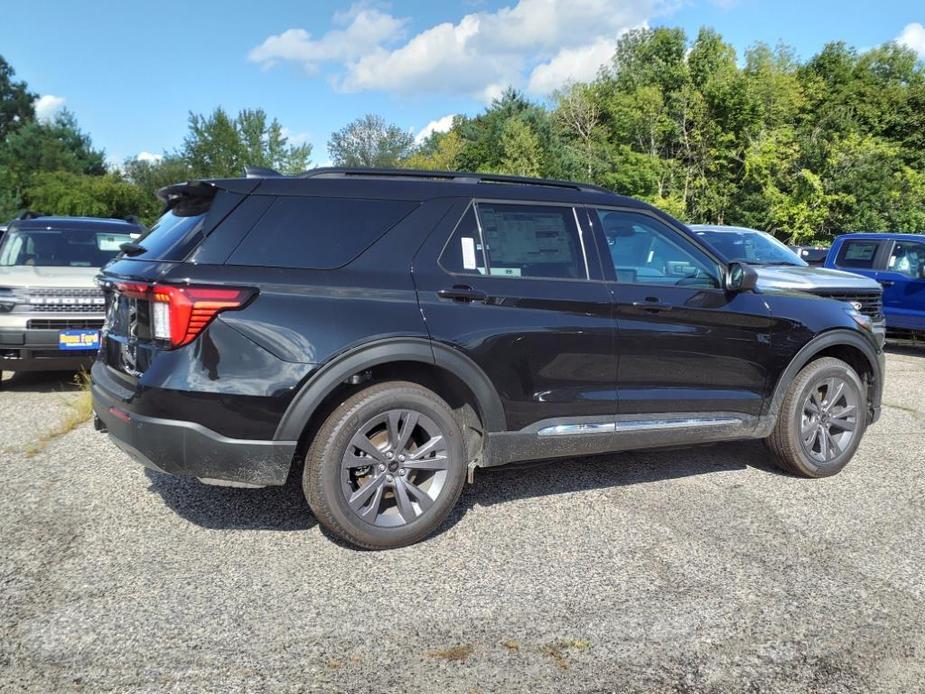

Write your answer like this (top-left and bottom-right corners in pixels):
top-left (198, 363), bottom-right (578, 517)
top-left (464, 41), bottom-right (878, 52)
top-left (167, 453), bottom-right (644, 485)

top-left (2, 26), bottom-right (923, 243)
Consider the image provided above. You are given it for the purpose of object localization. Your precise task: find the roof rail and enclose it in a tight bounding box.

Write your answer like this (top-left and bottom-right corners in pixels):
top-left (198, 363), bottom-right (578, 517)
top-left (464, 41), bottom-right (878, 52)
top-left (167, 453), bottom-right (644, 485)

top-left (299, 167), bottom-right (612, 195)
top-left (17, 210), bottom-right (44, 220)
top-left (244, 165), bottom-right (282, 178)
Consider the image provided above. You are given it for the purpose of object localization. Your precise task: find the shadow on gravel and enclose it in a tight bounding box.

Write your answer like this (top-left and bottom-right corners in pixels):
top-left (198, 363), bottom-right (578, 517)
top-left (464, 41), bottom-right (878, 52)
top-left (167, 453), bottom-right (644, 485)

top-left (885, 342), bottom-right (925, 357)
top-left (144, 467), bottom-right (315, 532)
top-left (445, 439), bottom-right (781, 529)
top-left (0, 370), bottom-right (85, 392)
top-left (144, 439), bottom-right (780, 541)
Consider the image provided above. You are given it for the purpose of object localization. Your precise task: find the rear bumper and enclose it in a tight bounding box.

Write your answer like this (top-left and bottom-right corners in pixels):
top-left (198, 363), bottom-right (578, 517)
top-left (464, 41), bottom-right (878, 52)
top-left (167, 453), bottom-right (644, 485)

top-left (92, 372), bottom-right (297, 487)
top-left (0, 327), bottom-right (97, 371)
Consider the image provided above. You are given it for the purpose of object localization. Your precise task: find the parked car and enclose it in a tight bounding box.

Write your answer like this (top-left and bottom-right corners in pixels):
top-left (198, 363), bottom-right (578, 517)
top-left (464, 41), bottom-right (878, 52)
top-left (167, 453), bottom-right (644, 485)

top-left (825, 233), bottom-right (925, 336)
top-left (691, 225), bottom-right (885, 343)
top-left (92, 169), bottom-right (885, 549)
top-left (0, 213), bottom-right (144, 379)
top-left (790, 245), bottom-right (829, 266)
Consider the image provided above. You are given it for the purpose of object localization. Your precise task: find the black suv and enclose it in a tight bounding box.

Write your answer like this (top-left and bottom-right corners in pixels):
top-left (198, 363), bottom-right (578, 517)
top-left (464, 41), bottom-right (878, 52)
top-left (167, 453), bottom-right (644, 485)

top-left (92, 168), bottom-right (884, 549)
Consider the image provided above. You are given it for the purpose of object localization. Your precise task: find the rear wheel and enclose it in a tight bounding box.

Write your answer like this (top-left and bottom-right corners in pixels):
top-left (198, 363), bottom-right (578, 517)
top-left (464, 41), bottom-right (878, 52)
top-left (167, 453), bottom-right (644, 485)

top-left (304, 381), bottom-right (467, 549)
top-left (766, 357), bottom-right (867, 477)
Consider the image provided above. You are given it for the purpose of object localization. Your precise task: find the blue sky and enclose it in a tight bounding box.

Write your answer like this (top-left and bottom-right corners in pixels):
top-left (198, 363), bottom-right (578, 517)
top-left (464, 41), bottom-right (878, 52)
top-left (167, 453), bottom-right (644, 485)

top-left (4, 1), bottom-right (924, 167)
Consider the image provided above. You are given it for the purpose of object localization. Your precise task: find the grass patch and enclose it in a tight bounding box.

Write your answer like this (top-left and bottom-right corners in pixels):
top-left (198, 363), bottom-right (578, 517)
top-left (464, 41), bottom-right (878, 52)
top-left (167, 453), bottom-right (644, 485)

top-left (541, 639), bottom-right (591, 670)
top-left (24, 371), bottom-right (93, 458)
top-left (427, 644), bottom-right (474, 662)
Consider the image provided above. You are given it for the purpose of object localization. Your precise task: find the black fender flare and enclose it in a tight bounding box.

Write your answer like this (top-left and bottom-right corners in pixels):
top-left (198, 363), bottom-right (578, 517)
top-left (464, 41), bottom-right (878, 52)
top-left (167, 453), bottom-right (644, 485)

top-left (765, 328), bottom-right (884, 425)
top-left (273, 337), bottom-right (507, 441)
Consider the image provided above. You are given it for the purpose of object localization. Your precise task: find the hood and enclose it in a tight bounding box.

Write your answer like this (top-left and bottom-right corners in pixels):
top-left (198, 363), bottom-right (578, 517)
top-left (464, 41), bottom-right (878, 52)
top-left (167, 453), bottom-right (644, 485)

top-left (753, 265), bottom-right (881, 292)
top-left (0, 265), bottom-right (101, 289)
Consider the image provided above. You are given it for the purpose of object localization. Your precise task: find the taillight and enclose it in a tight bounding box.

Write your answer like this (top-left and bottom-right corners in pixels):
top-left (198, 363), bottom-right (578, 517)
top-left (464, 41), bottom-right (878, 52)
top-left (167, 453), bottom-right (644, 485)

top-left (115, 282), bottom-right (255, 348)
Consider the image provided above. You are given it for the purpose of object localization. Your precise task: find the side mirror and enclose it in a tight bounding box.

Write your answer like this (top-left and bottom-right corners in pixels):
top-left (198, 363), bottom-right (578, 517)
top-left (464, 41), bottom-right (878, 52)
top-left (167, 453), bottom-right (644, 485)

top-left (725, 262), bottom-right (759, 292)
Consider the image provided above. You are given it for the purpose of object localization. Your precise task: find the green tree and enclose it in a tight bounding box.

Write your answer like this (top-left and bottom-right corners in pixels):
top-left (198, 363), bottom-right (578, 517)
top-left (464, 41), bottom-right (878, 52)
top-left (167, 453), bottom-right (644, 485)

top-left (498, 118), bottom-right (541, 177)
top-left (327, 114), bottom-right (414, 167)
top-left (402, 130), bottom-right (465, 171)
top-left (21, 171), bottom-right (160, 222)
top-left (0, 55), bottom-right (35, 141)
top-left (181, 107), bottom-right (312, 177)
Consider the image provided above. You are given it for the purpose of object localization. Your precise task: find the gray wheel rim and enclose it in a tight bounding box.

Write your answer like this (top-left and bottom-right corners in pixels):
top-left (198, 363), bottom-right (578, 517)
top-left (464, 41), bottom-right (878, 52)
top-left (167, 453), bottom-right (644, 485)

top-left (800, 375), bottom-right (859, 465)
top-left (340, 409), bottom-right (450, 528)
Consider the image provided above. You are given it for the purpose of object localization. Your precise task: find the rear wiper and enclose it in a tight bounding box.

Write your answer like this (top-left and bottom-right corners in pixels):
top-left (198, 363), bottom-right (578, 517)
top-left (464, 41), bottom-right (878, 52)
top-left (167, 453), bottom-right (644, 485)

top-left (119, 242), bottom-right (146, 256)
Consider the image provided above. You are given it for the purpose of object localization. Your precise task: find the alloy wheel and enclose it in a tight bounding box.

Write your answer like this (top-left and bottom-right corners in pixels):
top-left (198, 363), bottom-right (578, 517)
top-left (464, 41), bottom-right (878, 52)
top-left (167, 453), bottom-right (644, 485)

top-left (340, 409), bottom-right (451, 527)
top-left (799, 375), bottom-right (860, 464)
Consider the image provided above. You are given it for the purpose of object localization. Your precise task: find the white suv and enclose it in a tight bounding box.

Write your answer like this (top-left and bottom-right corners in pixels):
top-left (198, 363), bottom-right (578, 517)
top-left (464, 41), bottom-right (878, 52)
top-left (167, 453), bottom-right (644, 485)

top-left (0, 214), bottom-right (142, 379)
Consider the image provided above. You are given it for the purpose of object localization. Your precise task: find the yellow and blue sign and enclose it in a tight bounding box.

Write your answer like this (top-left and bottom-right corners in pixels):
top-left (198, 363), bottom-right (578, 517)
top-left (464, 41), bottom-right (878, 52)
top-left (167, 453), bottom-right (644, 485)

top-left (58, 330), bottom-right (101, 351)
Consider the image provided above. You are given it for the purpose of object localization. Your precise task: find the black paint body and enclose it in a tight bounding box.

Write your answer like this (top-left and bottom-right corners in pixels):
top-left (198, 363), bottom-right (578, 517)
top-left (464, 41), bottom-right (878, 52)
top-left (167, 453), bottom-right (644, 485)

top-left (92, 173), bottom-right (884, 486)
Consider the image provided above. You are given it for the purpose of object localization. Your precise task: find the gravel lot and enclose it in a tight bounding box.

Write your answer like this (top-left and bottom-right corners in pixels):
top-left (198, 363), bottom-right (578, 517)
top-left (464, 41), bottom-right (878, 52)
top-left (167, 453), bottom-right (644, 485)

top-left (1, 350), bottom-right (924, 693)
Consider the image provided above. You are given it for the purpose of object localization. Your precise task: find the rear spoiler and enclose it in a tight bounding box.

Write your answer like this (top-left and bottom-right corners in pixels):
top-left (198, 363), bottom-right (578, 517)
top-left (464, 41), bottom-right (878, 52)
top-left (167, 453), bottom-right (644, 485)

top-left (156, 181), bottom-right (217, 210)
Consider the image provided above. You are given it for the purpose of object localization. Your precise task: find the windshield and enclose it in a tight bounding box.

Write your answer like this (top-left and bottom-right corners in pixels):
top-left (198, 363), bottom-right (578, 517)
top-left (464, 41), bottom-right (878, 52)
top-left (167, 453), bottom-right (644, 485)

top-left (0, 229), bottom-right (133, 268)
top-left (694, 229), bottom-right (806, 267)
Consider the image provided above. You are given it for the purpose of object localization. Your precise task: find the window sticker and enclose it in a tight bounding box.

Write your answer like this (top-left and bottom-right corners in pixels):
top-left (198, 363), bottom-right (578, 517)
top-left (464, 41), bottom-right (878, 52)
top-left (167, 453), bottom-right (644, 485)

top-left (461, 236), bottom-right (477, 270)
top-left (97, 234), bottom-right (132, 251)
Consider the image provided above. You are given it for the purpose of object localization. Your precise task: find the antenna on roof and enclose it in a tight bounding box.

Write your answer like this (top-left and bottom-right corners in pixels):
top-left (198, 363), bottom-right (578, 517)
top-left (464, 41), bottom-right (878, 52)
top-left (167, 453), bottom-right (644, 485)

top-left (244, 166), bottom-right (282, 178)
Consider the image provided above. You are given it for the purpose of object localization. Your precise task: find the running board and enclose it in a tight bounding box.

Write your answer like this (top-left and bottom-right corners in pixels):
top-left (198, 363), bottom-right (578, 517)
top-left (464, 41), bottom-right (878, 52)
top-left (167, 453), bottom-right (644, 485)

top-left (484, 413), bottom-right (767, 467)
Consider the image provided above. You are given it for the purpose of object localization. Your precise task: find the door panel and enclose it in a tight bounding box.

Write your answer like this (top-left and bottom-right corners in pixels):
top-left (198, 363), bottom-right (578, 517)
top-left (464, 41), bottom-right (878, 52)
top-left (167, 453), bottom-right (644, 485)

top-left (413, 200), bottom-right (616, 431)
top-left (876, 239), bottom-right (925, 330)
top-left (586, 208), bottom-right (775, 416)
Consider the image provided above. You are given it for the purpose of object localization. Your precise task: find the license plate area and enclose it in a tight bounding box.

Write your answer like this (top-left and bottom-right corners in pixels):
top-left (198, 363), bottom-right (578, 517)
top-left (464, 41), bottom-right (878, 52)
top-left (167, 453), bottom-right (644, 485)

top-left (58, 329), bottom-right (101, 351)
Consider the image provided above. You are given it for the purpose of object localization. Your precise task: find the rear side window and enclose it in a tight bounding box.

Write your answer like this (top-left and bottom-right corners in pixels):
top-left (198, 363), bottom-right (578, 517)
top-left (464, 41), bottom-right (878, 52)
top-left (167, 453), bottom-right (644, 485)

top-left (228, 196), bottom-right (417, 269)
top-left (476, 203), bottom-right (586, 279)
top-left (835, 240), bottom-right (880, 268)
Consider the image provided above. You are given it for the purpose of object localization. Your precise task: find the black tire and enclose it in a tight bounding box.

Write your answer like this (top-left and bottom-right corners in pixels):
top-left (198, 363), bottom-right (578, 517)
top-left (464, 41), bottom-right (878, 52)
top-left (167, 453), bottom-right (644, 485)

top-left (304, 381), bottom-right (467, 549)
top-left (765, 357), bottom-right (867, 478)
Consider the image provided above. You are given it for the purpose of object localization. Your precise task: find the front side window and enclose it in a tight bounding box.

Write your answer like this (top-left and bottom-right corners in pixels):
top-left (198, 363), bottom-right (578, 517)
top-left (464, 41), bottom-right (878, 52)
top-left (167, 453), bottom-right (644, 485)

top-left (835, 240), bottom-right (880, 269)
top-left (888, 241), bottom-right (925, 279)
top-left (594, 210), bottom-right (721, 287)
top-left (0, 229), bottom-right (133, 267)
top-left (476, 203), bottom-right (586, 279)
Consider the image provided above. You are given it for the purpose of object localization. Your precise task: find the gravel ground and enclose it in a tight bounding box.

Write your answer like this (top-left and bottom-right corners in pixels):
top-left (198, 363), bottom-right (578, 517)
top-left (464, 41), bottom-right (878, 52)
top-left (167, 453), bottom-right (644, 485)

top-left (1, 350), bottom-right (924, 693)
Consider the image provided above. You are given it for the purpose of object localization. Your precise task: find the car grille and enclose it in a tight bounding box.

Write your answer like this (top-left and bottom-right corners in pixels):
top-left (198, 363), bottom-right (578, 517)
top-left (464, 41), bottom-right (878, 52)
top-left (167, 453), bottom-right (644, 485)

top-left (810, 289), bottom-right (883, 319)
top-left (27, 319), bottom-right (105, 330)
top-left (22, 287), bottom-right (105, 313)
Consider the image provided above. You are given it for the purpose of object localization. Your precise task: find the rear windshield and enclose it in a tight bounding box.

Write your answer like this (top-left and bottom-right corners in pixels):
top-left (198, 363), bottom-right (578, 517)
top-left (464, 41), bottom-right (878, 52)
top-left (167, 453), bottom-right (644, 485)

top-left (133, 210), bottom-right (207, 260)
top-left (0, 228), bottom-right (132, 267)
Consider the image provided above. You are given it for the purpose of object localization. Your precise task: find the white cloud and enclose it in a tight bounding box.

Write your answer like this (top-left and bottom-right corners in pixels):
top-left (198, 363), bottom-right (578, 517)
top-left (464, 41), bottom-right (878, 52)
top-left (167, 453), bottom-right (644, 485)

top-left (897, 22), bottom-right (925, 58)
top-left (527, 35), bottom-right (622, 94)
top-left (250, 0), bottom-right (663, 98)
top-left (136, 151), bottom-right (163, 163)
top-left (415, 114), bottom-right (456, 144)
top-left (34, 94), bottom-right (65, 121)
top-left (280, 127), bottom-right (311, 145)
top-left (248, 3), bottom-right (407, 73)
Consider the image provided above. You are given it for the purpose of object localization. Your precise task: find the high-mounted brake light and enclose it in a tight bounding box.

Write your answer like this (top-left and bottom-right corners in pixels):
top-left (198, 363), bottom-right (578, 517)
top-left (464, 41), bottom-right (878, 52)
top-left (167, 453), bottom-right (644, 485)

top-left (115, 282), bottom-right (255, 348)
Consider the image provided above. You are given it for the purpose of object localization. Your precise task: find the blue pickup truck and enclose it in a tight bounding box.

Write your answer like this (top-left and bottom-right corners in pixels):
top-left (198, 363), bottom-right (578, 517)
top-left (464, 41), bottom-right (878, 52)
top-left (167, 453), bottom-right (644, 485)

top-left (825, 233), bottom-right (925, 335)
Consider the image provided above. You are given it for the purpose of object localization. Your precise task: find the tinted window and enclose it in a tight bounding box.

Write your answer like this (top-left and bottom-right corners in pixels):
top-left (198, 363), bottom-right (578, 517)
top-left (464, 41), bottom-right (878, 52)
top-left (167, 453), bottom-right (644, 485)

top-left (888, 240), bottom-right (925, 279)
top-left (594, 210), bottom-right (720, 287)
top-left (228, 196), bottom-right (417, 269)
top-left (0, 228), bottom-right (133, 268)
top-left (835, 240), bottom-right (880, 268)
top-left (476, 203), bottom-right (585, 279)
top-left (440, 206), bottom-right (486, 275)
top-left (134, 211), bottom-right (206, 261)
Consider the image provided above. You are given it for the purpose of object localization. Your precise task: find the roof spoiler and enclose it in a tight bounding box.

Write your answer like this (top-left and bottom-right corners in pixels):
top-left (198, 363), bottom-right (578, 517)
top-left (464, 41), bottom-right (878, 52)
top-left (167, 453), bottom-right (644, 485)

top-left (244, 165), bottom-right (282, 178)
top-left (156, 181), bottom-right (217, 215)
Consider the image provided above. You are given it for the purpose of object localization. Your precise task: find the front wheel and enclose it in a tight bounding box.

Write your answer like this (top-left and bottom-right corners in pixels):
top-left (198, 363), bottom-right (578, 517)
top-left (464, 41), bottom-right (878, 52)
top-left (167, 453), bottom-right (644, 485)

top-left (304, 381), bottom-right (467, 549)
top-left (765, 357), bottom-right (867, 478)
